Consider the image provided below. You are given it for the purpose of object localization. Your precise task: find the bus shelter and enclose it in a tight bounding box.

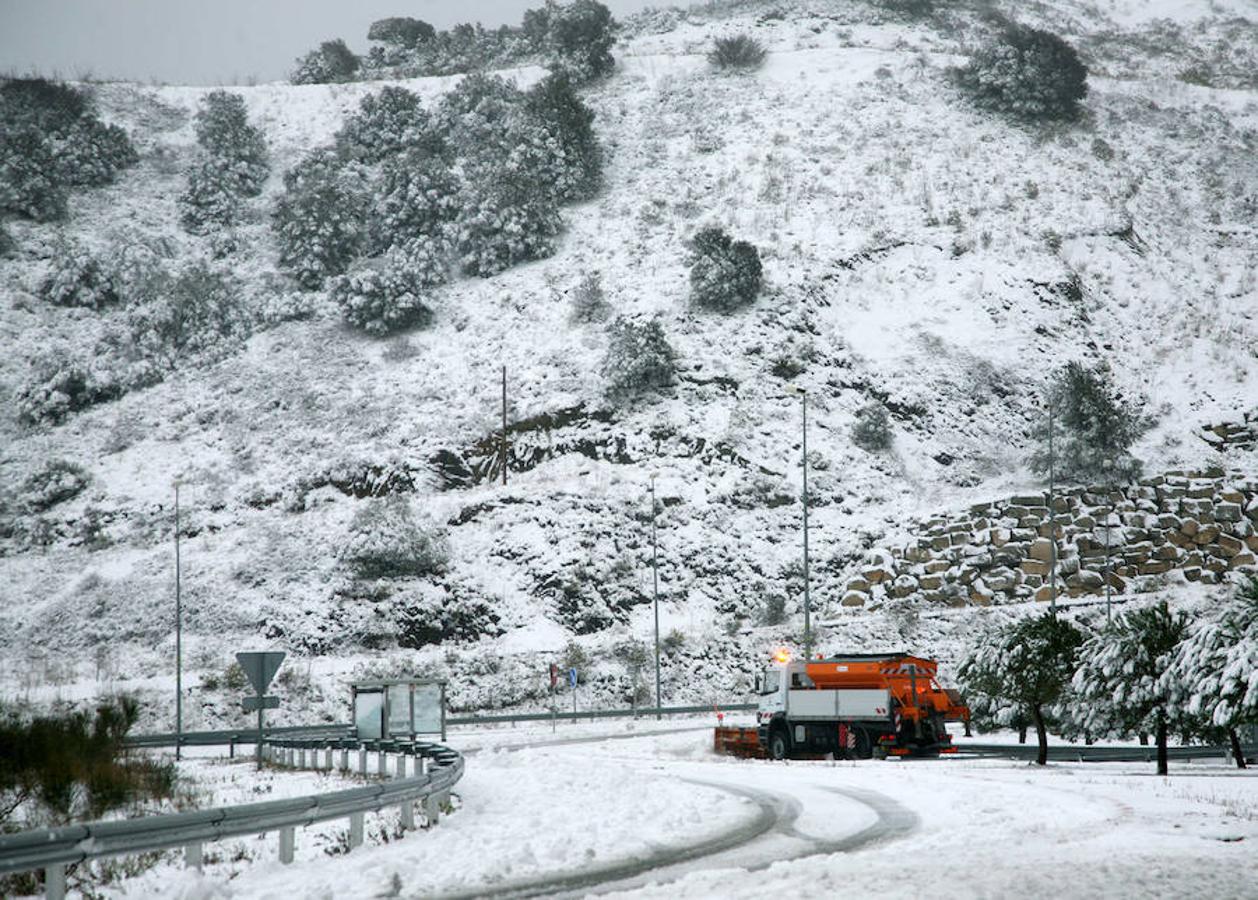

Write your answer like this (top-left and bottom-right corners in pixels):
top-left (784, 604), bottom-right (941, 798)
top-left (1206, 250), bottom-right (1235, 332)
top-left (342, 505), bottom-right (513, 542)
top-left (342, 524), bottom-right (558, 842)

top-left (350, 678), bottom-right (447, 741)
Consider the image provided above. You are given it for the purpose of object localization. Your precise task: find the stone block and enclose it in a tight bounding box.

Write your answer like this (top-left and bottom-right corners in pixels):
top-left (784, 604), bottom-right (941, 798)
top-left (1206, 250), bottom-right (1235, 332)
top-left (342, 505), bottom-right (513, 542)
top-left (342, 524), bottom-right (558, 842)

top-left (1217, 534), bottom-right (1243, 556)
top-left (841, 591), bottom-right (866, 607)
top-left (984, 567), bottom-right (1018, 592)
top-left (1183, 566), bottom-right (1202, 582)
top-left (1204, 557), bottom-right (1228, 575)
top-left (1033, 584), bottom-right (1055, 603)
top-left (990, 528), bottom-right (1011, 547)
top-left (1139, 560), bottom-right (1173, 575)
top-left (1028, 538), bottom-right (1055, 562)
top-left (862, 566), bottom-right (890, 584)
top-left (930, 535), bottom-right (951, 551)
top-left (1154, 544), bottom-right (1181, 561)
top-left (919, 574), bottom-right (944, 590)
top-left (1011, 494), bottom-right (1045, 507)
top-left (1216, 502), bottom-right (1243, 523)
top-left (924, 559), bottom-right (949, 574)
top-left (1021, 558), bottom-right (1051, 577)
top-left (1220, 490), bottom-right (1245, 504)
top-left (1067, 570), bottom-right (1104, 590)
top-left (1231, 553), bottom-right (1257, 569)
top-left (891, 574), bottom-right (918, 598)
top-left (1247, 534), bottom-right (1258, 553)
top-left (1181, 518), bottom-right (1200, 537)
top-left (1194, 525), bottom-right (1222, 545)
top-left (846, 577), bottom-right (871, 593)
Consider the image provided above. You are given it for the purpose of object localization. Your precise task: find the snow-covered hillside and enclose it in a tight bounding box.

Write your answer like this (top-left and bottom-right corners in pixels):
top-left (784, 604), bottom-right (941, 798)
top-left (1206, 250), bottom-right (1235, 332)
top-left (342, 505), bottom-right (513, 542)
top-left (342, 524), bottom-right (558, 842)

top-left (1, 0), bottom-right (1255, 728)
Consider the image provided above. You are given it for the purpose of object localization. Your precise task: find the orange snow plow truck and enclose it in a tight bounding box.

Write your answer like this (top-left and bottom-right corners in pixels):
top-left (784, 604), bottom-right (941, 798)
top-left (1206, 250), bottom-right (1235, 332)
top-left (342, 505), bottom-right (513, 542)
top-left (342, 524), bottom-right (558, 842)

top-left (715, 651), bottom-right (970, 760)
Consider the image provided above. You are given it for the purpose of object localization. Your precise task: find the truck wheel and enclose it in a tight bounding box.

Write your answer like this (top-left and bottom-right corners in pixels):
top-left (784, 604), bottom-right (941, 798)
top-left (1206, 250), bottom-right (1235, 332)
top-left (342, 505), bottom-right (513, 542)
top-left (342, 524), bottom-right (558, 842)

top-left (769, 730), bottom-right (789, 761)
top-left (852, 726), bottom-right (873, 760)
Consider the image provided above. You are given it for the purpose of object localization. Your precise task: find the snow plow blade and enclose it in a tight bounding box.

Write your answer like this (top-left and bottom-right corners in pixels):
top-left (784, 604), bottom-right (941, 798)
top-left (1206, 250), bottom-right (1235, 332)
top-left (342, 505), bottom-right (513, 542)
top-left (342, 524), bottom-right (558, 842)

top-left (714, 726), bottom-right (765, 759)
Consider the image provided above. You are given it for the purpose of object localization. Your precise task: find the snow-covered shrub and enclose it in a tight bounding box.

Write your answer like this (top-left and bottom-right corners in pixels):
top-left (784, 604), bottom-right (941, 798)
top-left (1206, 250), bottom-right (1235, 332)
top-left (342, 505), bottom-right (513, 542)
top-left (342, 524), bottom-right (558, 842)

top-left (178, 157), bottom-right (244, 234)
top-left (367, 17), bottom-right (436, 48)
top-left (544, 0), bottom-right (617, 84)
top-left (953, 24), bottom-right (1088, 122)
top-left (1071, 601), bottom-right (1195, 774)
top-left (601, 317), bottom-right (677, 399)
top-left (688, 225), bottom-right (763, 311)
top-left (454, 118), bottom-right (564, 276)
top-left (291, 39), bottom-right (360, 84)
top-left (21, 459), bottom-right (90, 511)
top-left (39, 239), bottom-right (120, 309)
top-left (395, 589), bottom-right (500, 648)
top-left (54, 118), bottom-right (139, 188)
top-left (368, 153), bottom-right (459, 254)
top-left (874, 0), bottom-right (935, 17)
top-left (568, 271), bottom-right (610, 323)
top-left (332, 238), bottom-right (447, 336)
top-left (851, 402), bottom-right (893, 452)
top-left (1031, 361), bottom-right (1148, 485)
top-left (272, 151), bottom-right (368, 289)
top-left (708, 35), bottom-right (766, 71)
top-left (436, 73), bottom-right (526, 148)
top-left (342, 496), bottom-right (448, 580)
top-left (125, 263), bottom-right (251, 371)
top-left (337, 86), bottom-right (444, 165)
top-left (525, 72), bottom-right (603, 203)
top-left (957, 613), bottom-right (1085, 765)
top-left (0, 126), bottom-right (68, 222)
top-left (15, 350), bottom-right (124, 426)
top-left (191, 90), bottom-right (268, 196)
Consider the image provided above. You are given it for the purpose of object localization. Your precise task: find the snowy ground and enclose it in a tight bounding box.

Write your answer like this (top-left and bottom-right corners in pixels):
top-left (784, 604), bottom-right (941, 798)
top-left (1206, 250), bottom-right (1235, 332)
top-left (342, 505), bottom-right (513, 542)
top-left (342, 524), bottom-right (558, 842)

top-left (70, 722), bottom-right (1258, 899)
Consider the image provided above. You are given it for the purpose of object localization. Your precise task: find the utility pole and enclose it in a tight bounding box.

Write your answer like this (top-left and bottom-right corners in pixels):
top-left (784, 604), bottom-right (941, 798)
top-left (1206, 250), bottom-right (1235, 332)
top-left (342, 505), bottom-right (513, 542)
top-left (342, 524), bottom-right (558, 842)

top-left (1103, 458), bottom-right (1113, 626)
top-left (501, 364), bottom-right (508, 486)
top-left (173, 477), bottom-right (183, 761)
top-left (788, 386), bottom-right (812, 658)
top-left (1047, 398), bottom-right (1058, 618)
top-left (650, 475), bottom-right (661, 720)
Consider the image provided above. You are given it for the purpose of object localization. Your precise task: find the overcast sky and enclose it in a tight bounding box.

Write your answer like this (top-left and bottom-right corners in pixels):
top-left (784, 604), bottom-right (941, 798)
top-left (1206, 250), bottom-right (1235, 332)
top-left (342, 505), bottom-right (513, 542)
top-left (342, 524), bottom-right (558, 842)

top-left (0, 0), bottom-right (659, 85)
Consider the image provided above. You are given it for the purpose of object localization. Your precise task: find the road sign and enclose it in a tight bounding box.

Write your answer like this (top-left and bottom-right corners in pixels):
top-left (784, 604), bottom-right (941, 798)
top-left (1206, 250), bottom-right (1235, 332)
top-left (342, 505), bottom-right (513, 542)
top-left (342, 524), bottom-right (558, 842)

top-left (236, 651), bottom-right (285, 695)
top-left (549, 663), bottom-right (558, 689)
top-left (568, 667), bottom-right (578, 688)
top-left (242, 696), bottom-right (280, 712)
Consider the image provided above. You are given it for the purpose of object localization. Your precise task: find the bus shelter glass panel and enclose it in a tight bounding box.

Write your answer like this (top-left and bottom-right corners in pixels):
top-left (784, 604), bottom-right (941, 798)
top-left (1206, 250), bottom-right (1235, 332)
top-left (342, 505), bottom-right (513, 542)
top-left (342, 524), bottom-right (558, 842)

top-left (413, 683), bottom-right (443, 734)
top-left (387, 683), bottom-right (411, 736)
top-left (355, 690), bottom-right (384, 740)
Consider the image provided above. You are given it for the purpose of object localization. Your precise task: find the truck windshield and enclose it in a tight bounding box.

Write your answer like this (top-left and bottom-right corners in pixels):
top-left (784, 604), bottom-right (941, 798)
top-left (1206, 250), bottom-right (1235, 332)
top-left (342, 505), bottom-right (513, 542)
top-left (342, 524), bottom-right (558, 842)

top-left (759, 669), bottom-right (780, 695)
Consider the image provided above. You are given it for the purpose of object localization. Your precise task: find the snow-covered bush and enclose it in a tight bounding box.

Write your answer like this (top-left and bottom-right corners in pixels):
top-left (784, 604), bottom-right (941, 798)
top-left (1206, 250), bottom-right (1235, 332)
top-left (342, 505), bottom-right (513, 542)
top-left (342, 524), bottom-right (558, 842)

top-left (332, 238), bottom-right (447, 335)
top-left (1031, 361), bottom-right (1148, 485)
top-left (957, 613), bottom-right (1085, 765)
top-left (544, 0), bottom-right (617, 84)
top-left (21, 459), bottom-right (90, 512)
top-left (1169, 578), bottom-right (1258, 766)
top-left (395, 589), bottom-right (500, 648)
top-left (124, 263), bottom-right (252, 371)
top-left (688, 225), bottom-right (763, 311)
top-left (54, 117), bottom-right (139, 188)
top-left (0, 126), bottom-right (68, 222)
top-left (368, 153), bottom-right (459, 254)
top-left (568, 271), bottom-right (610, 323)
top-left (178, 157), bottom-right (243, 234)
top-left (291, 39), bottom-right (360, 84)
top-left (436, 73), bottom-right (526, 148)
top-left (954, 24), bottom-right (1088, 122)
top-left (601, 317), bottom-right (677, 399)
top-left (525, 72), bottom-right (603, 203)
top-left (708, 35), bottom-right (766, 71)
top-left (191, 91), bottom-right (268, 196)
top-left (367, 17), bottom-right (436, 49)
top-left (1071, 601), bottom-right (1195, 775)
top-left (15, 350), bottom-right (124, 426)
top-left (337, 86), bottom-right (444, 165)
top-left (342, 496), bottom-right (448, 580)
top-left (851, 401), bottom-right (894, 452)
top-left (39, 239), bottom-right (120, 309)
top-left (272, 151), bottom-right (368, 289)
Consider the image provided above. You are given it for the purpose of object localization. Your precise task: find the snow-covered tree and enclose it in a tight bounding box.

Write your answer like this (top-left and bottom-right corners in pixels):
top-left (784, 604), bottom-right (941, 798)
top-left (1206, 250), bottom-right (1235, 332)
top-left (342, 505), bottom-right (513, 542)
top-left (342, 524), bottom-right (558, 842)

top-left (124, 263), bottom-right (251, 371)
top-left (601, 317), bottom-right (677, 399)
top-left (367, 153), bottom-right (459, 254)
top-left (332, 237), bottom-right (448, 335)
top-left (15, 347), bottom-right (123, 426)
top-left (291, 39), bottom-right (360, 84)
top-left (178, 157), bottom-right (244, 235)
top-left (957, 613), bottom-right (1085, 765)
top-left (851, 401), bottom-right (893, 452)
top-left (543, 0), bottom-right (617, 84)
top-left (1071, 601), bottom-right (1194, 775)
top-left (1169, 578), bottom-right (1258, 768)
top-left (273, 151), bottom-right (368, 288)
top-left (436, 73), bottom-right (526, 151)
top-left (39, 238), bottom-right (120, 309)
top-left (336, 86), bottom-right (444, 165)
top-left (0, 126), bottom-right (68, 222)
top-left (688, 225), bottom-right (763, 311)
top-left (708, 35), bottom-right (767, 71)
top-left (525, 72), bottom-right (603, 203)
top-left (191, 91), bottom-right (269, 196)
top-left (342, 495), bottom-right (448, 580)
top-left (568, 271), bottom-right (609, 323)
top-left (1032, 361), bottom-right (1148, 485)
top-left (54, 117), bottom-right (138, 188)
top-left (954, 24), bottom-right (1088, 122)
top-left (367, 17), bottom-right (436, 49)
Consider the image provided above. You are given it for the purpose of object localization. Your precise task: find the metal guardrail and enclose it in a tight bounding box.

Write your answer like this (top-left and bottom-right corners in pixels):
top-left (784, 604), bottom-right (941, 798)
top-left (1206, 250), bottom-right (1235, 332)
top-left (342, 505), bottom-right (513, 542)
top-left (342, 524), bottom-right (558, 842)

top-left (447, 701), bottom-right (756, 726)
top-left (124, 722), bottom-right (352, 749)
top-left (0, 735), bottom-right (463, 900)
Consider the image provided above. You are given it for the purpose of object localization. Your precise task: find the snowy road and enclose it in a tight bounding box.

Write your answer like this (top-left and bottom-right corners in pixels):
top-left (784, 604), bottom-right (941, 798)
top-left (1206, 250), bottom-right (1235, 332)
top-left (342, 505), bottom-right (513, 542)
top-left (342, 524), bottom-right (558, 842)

top-left (102, 721), bottom-right (1258, 899)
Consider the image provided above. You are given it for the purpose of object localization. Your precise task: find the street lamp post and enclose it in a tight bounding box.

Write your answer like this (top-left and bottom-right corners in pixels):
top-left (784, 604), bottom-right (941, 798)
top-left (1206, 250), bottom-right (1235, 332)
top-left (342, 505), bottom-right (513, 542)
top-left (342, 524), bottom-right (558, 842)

top-left (1102, 458), bottom-right (1114, 626)
top-left (1046, 397), bottom-right (1058, 618)
top-left (788, 386), bottom-right (812, 658)
top-left (173, 477), bottom-right (183, 760)
top-left (650, 475), bottom-right (661, 720)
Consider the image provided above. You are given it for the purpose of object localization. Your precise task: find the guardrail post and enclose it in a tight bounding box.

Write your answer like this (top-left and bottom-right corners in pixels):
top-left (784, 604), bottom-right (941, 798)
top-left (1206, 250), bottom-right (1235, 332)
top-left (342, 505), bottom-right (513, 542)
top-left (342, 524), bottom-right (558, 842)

top-left (45, 863), bottom-right (66, 900)
top-left (396, 754), bottom-right (407, 778)
top-left (349, 812), bottom-right (364, 849)
top-left (298, 747), bottom-right (307, 769)
top-left (186, 841), bottom-right (203, 869)
top-left (279, 826), bottom-right (295, 864)
top-left (424, 793), bottom-right (440, 826)
top-left (340, 747), bottom-right (349, 772)
top-left (358, 747), bottom-right (367, 776)
top-left (400, 800), bottom-right (416, 830)
top-left (229, 738), bottom-right (235, 759)
top-left (378, 748), bottom-right (387, 776)
top-left (325, 746), bottom-right (333, 771)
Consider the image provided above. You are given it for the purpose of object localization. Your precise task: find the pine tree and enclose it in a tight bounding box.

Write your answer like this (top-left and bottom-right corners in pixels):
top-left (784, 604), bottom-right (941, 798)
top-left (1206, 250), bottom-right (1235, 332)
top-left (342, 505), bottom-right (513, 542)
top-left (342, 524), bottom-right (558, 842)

top-left (543, 0), bottom-right (617, 84)
top-left (0, 126), bottom-right (68, 222)
top-left (601, 317), bottom-right (677, 399)
top-left (524, 72), bottom-right (603, 203)
top-left (342, 495), bottom-right (448, 579)
top-left (291, 39), bottom-right (361, 84)
top-left (272, 151), bottom-right (368, 288)
top-left (954, 24), bottom-right (1088, 122)
top-left (192, 91), bottom-right (269, 196)
top-left (336, 86), bottom-right (444, 165)
top-left (1032, 362), bottom-right (1148, 485)
top-left (332, 237), bottom-right (448, 335)
top-left (368, 153), bottom-right (459, 254)
top-left (688, 225), bottom-right (763, 311)
top-left (1072, 601), bottom-right (1195, 775)
top-left (1169, 578), bottom-right (1258, 768)
top-left (39, 237), bottom-right (120, 309)
top-left (957, 613), bottom-right (1085, 765)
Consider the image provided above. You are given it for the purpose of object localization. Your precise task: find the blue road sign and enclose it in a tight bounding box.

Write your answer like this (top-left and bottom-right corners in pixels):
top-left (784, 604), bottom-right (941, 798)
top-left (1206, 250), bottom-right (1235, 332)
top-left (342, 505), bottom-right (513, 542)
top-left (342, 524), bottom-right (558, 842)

top-left (568, 667), bottom-right (578, 688)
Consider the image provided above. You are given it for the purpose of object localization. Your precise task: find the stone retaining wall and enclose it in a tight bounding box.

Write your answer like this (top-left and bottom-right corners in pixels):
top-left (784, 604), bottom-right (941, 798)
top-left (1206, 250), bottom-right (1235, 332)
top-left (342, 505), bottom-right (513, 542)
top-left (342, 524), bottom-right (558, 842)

top-left (843, 468), bottom-right (1258, 609)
